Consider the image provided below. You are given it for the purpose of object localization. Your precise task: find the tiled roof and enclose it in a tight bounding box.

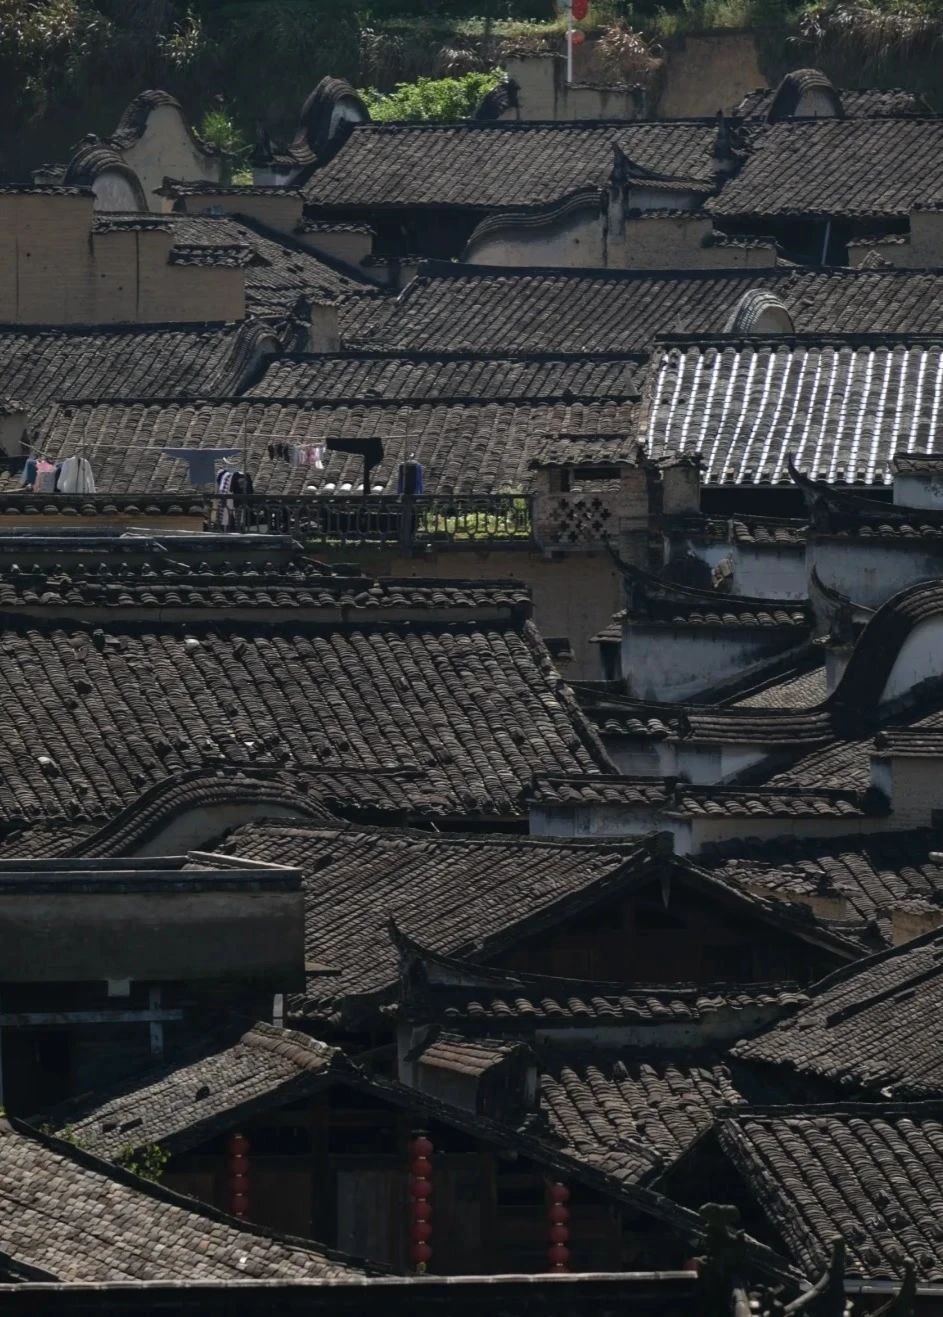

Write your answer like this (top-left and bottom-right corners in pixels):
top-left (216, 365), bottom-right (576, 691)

top-left (0, 1115), bottom-right (363, 1282)
top-left (542, 1051), bottom-right (745, 1185)
top-left (418, 1033), bottom-right (518, 1078)
top-left (710, 118), bottom-right (943, 219)
top-left (409, 974), bottom-right (808, 1027)
top-left (530, 773), bottom-right (877, 820)
top-left (0, 563), bottom-right (531, 615)
top-left (729, 517), bottom-right (807, 546)
top-left (0, 587), bottom-right (607, 827)
top-left (176, 214), bottom-right (382, 315)
top-left (733, 664), bottom-right (828, 709)
top-left (734, 85), bottom-right (929, 118)
top-left (622, 569), bottom-right (811, 629)
top-left (766, 703), bottom-right (943, 792)
top-left (644, 336), bottom-right (943, 486)
top-left (39, 1023), bottom-right (342, 1159)
top-left (0, 320), bottom-right (278, 408)
top-left (305, 120), bottom-right (727, 210)
top-left (247, 352), bottom-right (643, 402)
top-left (0, 184), bottom-right (90, 196)
top-left (216, 824), bottom-right (656, 1019)
top-left (671, 786), bottom-right (873, 819)
top-left (355, 267), bottom-right (943, 355)
top-left (892, 450), bottom-right (943, 473)
top-left (716, 1104), bottom-right (943, 1279)
top-left (733, 926), bottom-right (943, 1097)
top-left (703, 828), bottom-right (943, 943)
top-left (20, 398), bottom-right (637, 496)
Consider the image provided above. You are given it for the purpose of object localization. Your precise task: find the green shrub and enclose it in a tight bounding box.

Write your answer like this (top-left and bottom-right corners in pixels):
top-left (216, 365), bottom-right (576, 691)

top-left (360, 68), bottom-right (503, 121)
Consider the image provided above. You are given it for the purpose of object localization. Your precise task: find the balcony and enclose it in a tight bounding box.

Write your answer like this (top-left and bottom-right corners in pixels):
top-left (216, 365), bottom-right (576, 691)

top-left (246, 494), bottom-right (534, 549)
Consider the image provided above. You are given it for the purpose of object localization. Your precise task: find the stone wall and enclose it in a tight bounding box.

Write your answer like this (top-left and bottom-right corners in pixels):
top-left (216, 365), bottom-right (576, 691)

top-left (0, 192), bottom-right (244, 324)
top-left (500, 55), bottom-right (644, 121)
top-left (657, 31), bottom-right (765, 117)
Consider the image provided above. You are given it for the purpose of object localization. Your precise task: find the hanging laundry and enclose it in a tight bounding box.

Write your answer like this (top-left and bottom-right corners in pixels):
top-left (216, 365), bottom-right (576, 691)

top-left (216, 469), bottom-right (255, 530)
top-left (267, 442), bottom-right (325, 469)
top-left (57, 456), bottom-right (96, 494)
top-left (33, 459), bottom-right (58, 494)
top-left (161, 447), bottom-right (240, 486)
top-left (398, 458), bottom-right (425, 495)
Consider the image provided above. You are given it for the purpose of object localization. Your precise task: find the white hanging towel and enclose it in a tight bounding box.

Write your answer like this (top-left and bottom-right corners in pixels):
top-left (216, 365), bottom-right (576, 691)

top-left (58, 456), bottom-right (96, 494)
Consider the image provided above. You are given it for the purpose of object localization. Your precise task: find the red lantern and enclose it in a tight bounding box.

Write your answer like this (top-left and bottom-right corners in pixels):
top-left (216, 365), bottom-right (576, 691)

top-left (571, 0), bottom-right (589, 18)
top-left (408, 1133), bottom-right (433, 1274)
top-left (569, 28), bottom-right (586, 45)
top-left (229, 1172), bottom-right (249, 1193)
top-left (229, 1133), bottom-right (249, 1156)
top-left (229, 1153), bottom-right (249, 1176)
top-left (547, 1183), bottom-right (571, 1272)
top-left (231, 1192), bottom-right (250, 1216)
top-left (227, 1133), bottom-right (250, 1219)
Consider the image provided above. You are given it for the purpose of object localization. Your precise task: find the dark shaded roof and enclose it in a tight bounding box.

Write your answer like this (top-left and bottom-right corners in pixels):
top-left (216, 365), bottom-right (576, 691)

top-left (716, 1103), bottom-right (943, 1280)
top-left (734, 83), bottom-right (928, 119)
top-left (398, 942), bottom-right (808, 1026)
top-left (217, 825), bottom-right (659, 1020)
top-left (0, 579), bottom-right (608, 828)
top-left (20, 398), bottom-right (637, 496)
top-left (0, 1115), bottom-right (363, 1282)
top-left (353, 266), bottom-right (943, 355)
top-left (0, 320), bottom-right (278, 408)
top-left (710, 118), bottom-right (943, 219)
top-left (733, 925), bottom-right (943, 1097)
top-left (542, 1050), bottom-right (745, 1185)
top-left (247, 352), bottom-right (643, 403)
top-left (40, 1023), bottom-right (342, 1159)
top-left (24, 1048), bottom-right (753, 1265)
top-left (644, 335), bottom-right (943, 486)
top-left (305, 120), bottom-right (728, 211)
top-left (702, 828), bottom-right (943, 944)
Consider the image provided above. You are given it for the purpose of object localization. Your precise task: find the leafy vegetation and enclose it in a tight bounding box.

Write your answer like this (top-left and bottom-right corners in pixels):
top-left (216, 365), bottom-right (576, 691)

top-left (0, 0), bottom-right (941, 176)
top-left (360, 69), bottom-right (503, 122)
top-left (115, 1142), bottom-right (170, 1182)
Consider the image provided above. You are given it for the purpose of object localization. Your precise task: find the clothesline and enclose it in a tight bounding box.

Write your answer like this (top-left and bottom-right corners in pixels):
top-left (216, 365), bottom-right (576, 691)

top-left (18, 434), bottom-right (391, 456)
